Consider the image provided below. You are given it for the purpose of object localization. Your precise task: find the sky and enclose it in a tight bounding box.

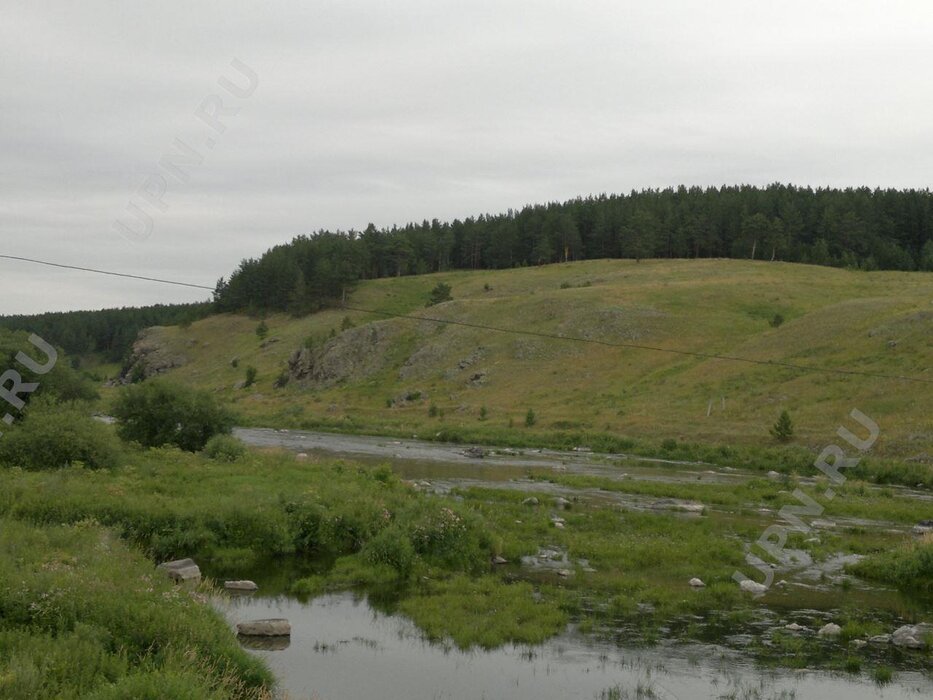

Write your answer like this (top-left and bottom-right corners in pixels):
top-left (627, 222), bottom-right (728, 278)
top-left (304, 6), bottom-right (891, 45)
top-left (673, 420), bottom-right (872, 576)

top-left (2, 0), bottom-right (933, 314)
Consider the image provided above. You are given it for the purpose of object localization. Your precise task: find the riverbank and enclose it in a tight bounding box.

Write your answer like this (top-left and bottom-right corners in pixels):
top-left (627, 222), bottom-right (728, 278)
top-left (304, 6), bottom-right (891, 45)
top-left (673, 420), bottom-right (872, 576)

top-left (0, 440), bottom-right (929, 689)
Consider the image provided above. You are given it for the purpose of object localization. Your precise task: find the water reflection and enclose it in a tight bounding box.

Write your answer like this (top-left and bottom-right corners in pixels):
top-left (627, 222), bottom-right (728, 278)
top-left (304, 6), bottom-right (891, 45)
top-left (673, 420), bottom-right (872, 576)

top-left (216, 592), bottom-right (932, 700)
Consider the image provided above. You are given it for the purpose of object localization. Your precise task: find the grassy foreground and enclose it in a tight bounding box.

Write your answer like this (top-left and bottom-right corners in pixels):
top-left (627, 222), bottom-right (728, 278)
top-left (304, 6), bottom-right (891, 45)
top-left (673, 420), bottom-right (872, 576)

top-left (1, 440), bottom-right (930, 669)
top-left (0, 519), bottom-right (272, 700)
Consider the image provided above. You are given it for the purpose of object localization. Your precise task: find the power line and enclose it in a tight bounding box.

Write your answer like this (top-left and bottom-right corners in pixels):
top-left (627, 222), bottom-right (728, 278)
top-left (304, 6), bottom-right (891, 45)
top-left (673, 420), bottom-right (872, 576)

top-left (0, 255), bottom-right (214, 291)
top-left (3, 253), bottom-right (931, 385)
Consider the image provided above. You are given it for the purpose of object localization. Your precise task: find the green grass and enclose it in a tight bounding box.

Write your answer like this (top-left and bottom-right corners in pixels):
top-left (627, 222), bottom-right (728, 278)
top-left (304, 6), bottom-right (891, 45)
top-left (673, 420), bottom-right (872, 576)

top-left (106, 259), bottom-right (933, 466)
top-left (847, 534), bottom-right (933, 593)
top-left (0, 519), bottom-right (272, 700)
top-left (0, 440), bottom-right (929, 663)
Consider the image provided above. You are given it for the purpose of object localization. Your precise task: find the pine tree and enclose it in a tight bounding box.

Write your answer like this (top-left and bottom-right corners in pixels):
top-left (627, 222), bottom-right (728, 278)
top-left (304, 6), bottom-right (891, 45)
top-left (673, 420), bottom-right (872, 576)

top-left (770, 410), bottom-right (794, 443)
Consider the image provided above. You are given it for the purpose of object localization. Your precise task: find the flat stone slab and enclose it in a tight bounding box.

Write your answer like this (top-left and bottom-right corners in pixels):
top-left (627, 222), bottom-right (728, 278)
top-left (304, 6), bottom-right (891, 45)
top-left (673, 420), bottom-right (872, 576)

top-left (224, 580), bottom-right (259, 592)
top-left (157, 558), bottom-right (201, 582)
top-left (237, 619), bottom-right (291, 637)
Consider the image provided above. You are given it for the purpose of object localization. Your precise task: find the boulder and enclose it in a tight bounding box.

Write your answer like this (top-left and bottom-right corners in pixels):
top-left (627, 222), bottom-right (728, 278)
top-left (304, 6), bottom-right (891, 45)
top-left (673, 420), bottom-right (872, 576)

top-left (869, 634), bottom-right (891, 645)
top-left (463, 446), bottom-right (487, 459)
top-left (892, 624), bottom-right (928, 648)
top-left (224, 580), bottom-right (259, 592)
top-left (236, 619), bottom-right (291, 637)
top-left (818, 623), bottom-right (842, 638)
top-left (739, 579), bottom-right (767, 595)
top-left (491, 555), bottom-right (508, 565)
top-left (157, 558), bottom-right (201, 583)
top-left (767, 470), bottom-right (781, 480)
top-left (785, 623), bottom-right (806, 632)
top-left (553, 497), bottom-right (572, 510)
top-left (689, 578), bottom-right (705, 588)
top-left (296, 452), bottom-right (309, 460)
top-left (522, 497), bottom-right (539, 507)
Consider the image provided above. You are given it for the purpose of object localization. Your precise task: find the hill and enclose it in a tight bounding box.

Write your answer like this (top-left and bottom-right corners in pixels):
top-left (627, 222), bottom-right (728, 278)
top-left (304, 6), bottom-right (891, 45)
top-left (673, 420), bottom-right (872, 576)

top-left (115, 259), bottom-right (932, 459)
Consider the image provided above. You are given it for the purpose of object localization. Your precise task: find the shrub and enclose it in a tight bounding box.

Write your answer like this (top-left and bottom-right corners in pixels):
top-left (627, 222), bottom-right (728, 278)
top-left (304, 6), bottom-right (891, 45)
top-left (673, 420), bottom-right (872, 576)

top-left (341, 316), bottom-right (355, 331)
top-left (770, 410), bottom-right (794, 442)
top-left (525, 408), bottom-right (537, 427)
top-left (426, 282), bottom-right (452, 306)
top-left (244, 366), bottom-right (257, 388)
top-left (770, 313), bottom-right (785, 328)
top-left (428, 403), bottom-right (439, 418)
top-left (0, 401), bottom-right (121, 470)
top-left (255, 320), bottom-right (268, 340)
top-left (112, 381), bottom-right (234, 452)
top-left (479, 406), bottom-right (488, 421)
top-left (363, 525), bottom-right (416, 578)
top-left (202, 434), bottom-right (247, 462)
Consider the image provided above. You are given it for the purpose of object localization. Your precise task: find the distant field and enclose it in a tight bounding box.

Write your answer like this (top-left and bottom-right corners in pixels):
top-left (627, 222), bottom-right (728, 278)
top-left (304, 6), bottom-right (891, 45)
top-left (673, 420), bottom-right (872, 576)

top-left (116, 259), bottom-right (932, 458)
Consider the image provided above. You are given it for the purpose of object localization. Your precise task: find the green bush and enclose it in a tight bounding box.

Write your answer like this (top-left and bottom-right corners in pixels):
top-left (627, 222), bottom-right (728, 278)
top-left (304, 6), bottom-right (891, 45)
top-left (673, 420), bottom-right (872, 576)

top-left (770, 410), bottom-right (794, 442)
top-left (202, 435), bottom-right (247, 462)
top-left (112, 381), bottom-right (234, 452)
top-left (426, 282), bottom-right (452, 306)
top-left (0, 401), bottom-right (121, 470)
top-left (244, 366), bottom-right (257, 388)
top-left (363, 525), bottom-right (416, 578)
top-left (525, 408), bottom-right (537, 427)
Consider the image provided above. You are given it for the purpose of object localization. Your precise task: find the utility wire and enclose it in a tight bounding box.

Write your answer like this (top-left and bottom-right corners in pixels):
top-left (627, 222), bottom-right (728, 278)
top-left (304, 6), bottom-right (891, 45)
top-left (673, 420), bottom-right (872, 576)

top-left (3, 253), bottom-right (931, 385)
top-left (0, 255), bottom-right (214, 291)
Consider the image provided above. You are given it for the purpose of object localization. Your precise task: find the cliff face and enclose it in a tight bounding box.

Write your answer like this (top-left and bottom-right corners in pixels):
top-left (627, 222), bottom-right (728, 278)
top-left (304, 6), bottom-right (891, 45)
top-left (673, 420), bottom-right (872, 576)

top-left (117, 327), bottom-right (188, 384)
top-left (287, 320), bottom-right (400, 388)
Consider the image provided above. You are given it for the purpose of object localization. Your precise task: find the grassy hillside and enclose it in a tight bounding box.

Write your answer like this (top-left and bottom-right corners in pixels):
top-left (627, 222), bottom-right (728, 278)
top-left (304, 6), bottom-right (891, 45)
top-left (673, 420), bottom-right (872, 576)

top-left (119, 259), bottom-right (932, 458)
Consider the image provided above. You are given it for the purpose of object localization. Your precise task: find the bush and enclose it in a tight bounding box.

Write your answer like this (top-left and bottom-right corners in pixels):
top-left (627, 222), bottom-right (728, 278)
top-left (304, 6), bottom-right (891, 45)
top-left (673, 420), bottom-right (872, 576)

top-left (525, 408), bottom-right (537, 427)
top-left (244, 366), bottom-right (257, 388)
top-left (201, 435), bottom-right (247, 462)
top-left (770, 410), bottom-right (794, 442)
top-left (0, 401), bottom-right (121, 470)
top-left (363, 525), bottom-right (416, 578)
top-left (255, 320), bottom-right (268, 340)
top-left (769, 313), bottom-right (785, 328)
top-left (426, 282), bottom-right (452, 306)
top-left (112, 381), bottom-right (234, 452)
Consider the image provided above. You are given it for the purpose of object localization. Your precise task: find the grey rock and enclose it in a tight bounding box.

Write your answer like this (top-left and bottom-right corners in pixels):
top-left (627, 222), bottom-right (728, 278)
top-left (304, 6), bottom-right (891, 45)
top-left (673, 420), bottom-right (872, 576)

top-left (463, 446), bottom-right (487, 459)
top-left (157, 558), bottom-right (201, 583)
top-left (522, 497), bottom-right (539, 507)
top-left (739, 579), bottom-right (768, 595)
top-left (818, 623), bottom-right (842, 638)
top-left (553, 497), bottom-right (572, 509)
top-left (224, 580), bottom-right (259, 592)
top-left (785, 623), bottom-right (807, 632)
top-left (869, 634), bottom-right (891, 645)
top-left (236, 619), bottom-right (291, 637)
top-left (492, 555), bottom-right (508, 565)
top-left (689, 578), bottom-right (705, 588)
top-left (892, 624), bottom-right (928, 648)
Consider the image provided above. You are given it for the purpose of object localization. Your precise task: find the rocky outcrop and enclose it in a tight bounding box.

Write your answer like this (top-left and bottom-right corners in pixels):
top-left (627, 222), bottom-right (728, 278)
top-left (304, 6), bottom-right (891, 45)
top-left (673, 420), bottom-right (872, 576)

top-left (117, 328), bottom-right (188, 383)
top-left (287, 322), bottom-right (399, 388)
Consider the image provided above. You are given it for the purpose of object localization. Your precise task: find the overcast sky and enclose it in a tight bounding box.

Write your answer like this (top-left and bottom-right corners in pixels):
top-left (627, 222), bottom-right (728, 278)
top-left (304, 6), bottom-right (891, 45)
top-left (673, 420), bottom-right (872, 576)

top-left (2, 0), bottom-right (932, 314)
